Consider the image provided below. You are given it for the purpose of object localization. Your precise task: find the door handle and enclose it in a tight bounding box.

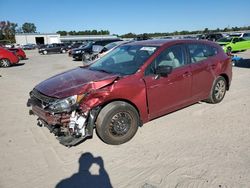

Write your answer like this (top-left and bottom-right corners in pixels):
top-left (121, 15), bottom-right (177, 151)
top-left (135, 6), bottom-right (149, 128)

top-left (149, 84), bottom-right (160, 89)
top-left (182, 72), bottom-right (191, 78)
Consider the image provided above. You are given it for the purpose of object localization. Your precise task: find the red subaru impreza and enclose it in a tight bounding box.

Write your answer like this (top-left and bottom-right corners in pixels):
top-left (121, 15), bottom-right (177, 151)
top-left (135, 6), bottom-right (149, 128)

top-left (27, 39), bottom-right (232, 146)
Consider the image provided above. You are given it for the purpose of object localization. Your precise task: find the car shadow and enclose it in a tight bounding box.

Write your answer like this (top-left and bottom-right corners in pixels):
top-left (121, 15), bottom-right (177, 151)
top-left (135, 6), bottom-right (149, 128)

top-left (55, 152), bottom-right (113, 188)
top-left (234, 58), bottom-right (250, 68)
top-left (72, 59), bottom-right (82, 61)
top-left (11, 63), bottom-right (25, 67)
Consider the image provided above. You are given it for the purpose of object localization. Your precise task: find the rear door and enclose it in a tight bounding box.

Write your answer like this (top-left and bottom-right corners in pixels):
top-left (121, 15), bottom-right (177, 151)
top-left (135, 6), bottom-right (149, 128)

top-left (143, 44), bottom-right (192, 119)
top-left (187, 43), bottom-right (218, 101)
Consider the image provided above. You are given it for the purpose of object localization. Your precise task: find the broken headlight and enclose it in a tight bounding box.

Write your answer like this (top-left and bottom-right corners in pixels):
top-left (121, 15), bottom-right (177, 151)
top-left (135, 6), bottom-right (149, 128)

top-left (48, 95), bottom-right (77, 113)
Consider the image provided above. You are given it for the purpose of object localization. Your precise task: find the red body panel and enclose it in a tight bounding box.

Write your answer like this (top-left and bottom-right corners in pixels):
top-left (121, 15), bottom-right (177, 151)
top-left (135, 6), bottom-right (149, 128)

top-left (0, 47), bottom-right (19, 64)
top-left (9, 48), bottom-right (27, 59)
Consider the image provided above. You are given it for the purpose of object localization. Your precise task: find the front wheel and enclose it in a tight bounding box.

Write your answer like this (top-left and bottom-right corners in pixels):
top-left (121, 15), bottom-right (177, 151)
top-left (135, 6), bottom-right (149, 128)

top-left (43, 50), bottom-right (48, 55)
top-left (0, 59), bottom-right (11, 67)
top-left (96, 101), bottom-right (139, 145)
top-left (205, 76), bottom-right (227, 104)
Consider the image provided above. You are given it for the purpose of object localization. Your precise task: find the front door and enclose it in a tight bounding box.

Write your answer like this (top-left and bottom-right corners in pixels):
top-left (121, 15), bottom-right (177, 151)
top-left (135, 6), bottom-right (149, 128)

top-left (143, 45), bottom-right (192, 120)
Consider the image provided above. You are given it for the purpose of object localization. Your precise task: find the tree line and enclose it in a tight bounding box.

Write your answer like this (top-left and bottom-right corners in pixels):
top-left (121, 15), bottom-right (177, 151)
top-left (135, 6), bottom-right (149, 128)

top-left (1, 20), bottom-right (250, 43)
top-left (0, 21), bottom-right (36, 43)
top-left (120, 26), bottom-right (250, 38)
top-left (57, 30), bottom-right (110, 36)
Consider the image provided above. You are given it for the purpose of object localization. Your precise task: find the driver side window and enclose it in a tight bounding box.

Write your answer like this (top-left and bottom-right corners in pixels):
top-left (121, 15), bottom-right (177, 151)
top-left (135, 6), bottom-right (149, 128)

top-left (145, 45), bottom-right (186, 75)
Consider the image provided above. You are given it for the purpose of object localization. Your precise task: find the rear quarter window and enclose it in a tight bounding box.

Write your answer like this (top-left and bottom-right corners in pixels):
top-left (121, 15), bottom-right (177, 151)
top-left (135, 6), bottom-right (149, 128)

top-left (187, 43), bottom-right (218, 63)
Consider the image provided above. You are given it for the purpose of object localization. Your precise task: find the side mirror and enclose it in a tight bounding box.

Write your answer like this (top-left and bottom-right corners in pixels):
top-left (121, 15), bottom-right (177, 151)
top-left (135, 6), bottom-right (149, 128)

top-left (155, 65), bottom-right (173, 77)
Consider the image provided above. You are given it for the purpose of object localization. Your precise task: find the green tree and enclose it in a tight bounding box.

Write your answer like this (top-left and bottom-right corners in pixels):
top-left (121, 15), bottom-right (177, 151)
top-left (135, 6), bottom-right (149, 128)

top-left (203, 27), bottom-right (209, 34)
top-left (0, 21), bottom-right (17, 42)
top-left (22, 22), bottom-right (36, 33)
top-left (120, 32), bottom-right (137, 38)
top-left (57, 30), bottom-right (67, 36)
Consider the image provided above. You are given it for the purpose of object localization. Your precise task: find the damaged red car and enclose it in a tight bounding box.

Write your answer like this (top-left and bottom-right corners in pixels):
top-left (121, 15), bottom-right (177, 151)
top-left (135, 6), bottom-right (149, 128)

top-left (27, 39), bottom-right (232, 146)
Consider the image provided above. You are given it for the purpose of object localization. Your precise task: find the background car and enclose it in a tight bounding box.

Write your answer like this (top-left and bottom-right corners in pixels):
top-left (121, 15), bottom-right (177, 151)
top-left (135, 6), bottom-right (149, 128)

top-left (38, 43), bottom-right (67, 55)
top-left (199, 33), bottom-right (224, 41)
top-left (8, 47), bottom-right (27, 60)
top-left (71, 39), bottom-right (122, 60)
top-left (0, 47), bottom-right (19, 67)
top-left (22, 44), bottom-right (36, 50)
top-left (217, 37), bottom-right (250, 52)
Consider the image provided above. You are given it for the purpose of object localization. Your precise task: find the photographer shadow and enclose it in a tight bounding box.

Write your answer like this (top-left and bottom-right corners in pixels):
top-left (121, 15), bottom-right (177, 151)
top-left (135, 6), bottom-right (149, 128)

top-left (56, 152), bottom-right (113, 188)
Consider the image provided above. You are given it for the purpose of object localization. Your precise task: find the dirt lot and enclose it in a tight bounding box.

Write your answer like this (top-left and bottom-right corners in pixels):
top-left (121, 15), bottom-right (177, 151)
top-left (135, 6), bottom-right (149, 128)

top-left (0, 50), bottom-right (250, 188)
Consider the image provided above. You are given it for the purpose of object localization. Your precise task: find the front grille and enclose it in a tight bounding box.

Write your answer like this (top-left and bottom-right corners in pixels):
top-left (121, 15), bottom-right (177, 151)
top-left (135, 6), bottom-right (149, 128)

top-left (30, 89), bottom-right (57, 108)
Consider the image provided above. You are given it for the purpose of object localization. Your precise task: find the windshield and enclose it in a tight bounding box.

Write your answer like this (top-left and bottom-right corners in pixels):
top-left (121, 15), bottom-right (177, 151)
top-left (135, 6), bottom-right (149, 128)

top-left (104, 42), bottom-right (117, 51)
top-left (217, 37), bottom-right (233, 42)
top-left (88, 45), bottom-right (158, 75)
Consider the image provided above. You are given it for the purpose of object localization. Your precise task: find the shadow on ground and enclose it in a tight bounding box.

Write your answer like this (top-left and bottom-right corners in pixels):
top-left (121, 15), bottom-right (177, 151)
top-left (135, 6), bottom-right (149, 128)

top-left (56, 152), bottom-right (112, 188)
top-left (12, 63), bottom-right (25, 67)
top-left (234, 59), bottom-right (250, 68)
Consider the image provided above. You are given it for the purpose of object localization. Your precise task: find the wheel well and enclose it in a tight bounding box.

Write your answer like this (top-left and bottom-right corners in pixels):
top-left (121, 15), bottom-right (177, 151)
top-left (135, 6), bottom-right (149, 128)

top-left (220, 73), bottom-right (230, 90)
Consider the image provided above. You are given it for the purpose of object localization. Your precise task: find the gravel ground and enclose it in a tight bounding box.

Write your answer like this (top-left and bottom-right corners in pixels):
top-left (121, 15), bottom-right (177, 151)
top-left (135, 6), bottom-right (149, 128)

top-left (0, 49), bottom-right (250, 188)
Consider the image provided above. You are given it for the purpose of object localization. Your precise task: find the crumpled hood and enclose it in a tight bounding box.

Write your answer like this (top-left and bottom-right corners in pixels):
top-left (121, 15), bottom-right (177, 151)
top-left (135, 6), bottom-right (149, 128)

top-left (35, 67), bottom-right (119, 98)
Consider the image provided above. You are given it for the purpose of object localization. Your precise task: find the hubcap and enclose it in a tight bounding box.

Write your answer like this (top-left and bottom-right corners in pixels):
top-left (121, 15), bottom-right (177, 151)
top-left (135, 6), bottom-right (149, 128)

top-left (1, 59), bottom-right (9, 67)
top-left (214, 80), bottom-right (226, 100)
top-left (109, 112), bottom-right (132, 136)
top-left (85, 53), bottom-right (90, 60)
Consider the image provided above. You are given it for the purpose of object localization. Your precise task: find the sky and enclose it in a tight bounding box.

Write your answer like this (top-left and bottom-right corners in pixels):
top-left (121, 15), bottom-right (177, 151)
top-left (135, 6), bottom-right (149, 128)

top-left (0, 0), bottom-right (250, 35)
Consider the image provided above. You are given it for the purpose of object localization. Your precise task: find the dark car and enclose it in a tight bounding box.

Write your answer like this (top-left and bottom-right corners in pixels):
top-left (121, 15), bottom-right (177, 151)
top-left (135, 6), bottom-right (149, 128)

top-left (67, 42), bottom-right (86, 50)
top-left (0, 47), bottom-right (19, 67)
top-left (27, 39), bottom-right (232, 146)
top-left (71, 39), bottom-right (122, 60)
top-left (38, 43), bottom-right (67, 55)
top-left (8, 48), bottom-right (27, 60)
top-left (22, 44), bottom-right (36, 50)
top-left (200, 33), bottom-right (224, 41)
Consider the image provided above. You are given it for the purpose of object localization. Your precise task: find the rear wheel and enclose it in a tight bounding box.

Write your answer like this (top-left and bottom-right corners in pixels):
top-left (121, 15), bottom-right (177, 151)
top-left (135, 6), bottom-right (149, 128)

top-left (205, 76), bottom-right (227, 104)
top-left (96, 101), bottom-right (139, 145)
top-left (61, 49), bottom-right (66, 53)
top-left (0, 59), bottom-right (11, 67)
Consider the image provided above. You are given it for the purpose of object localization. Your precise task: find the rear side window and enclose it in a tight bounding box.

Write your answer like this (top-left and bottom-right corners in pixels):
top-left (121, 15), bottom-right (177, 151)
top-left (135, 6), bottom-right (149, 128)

top-left (187, 44), bottom-right (218, 63)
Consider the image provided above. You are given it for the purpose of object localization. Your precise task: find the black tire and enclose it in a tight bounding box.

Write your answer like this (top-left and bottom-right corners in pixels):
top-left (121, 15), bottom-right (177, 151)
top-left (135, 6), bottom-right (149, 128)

top-left (205, 76), bottom-right (227, 104)
top-left (0, 58), bottom-right (11, 67)
top-left (227, 47), bottom-right (232, 53)
top-left (96, 101), bottom-right (139, 145)
top-left (43, 50), bottom-right (48, 55)
top-left (61, 49), bottom-right (66, 53)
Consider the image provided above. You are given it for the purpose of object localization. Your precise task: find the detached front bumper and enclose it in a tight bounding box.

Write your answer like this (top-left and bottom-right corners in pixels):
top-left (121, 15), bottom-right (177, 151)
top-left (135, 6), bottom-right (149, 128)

top-left (29, 104), bottom-right (70, 125)
top-left (27, 95), bottom-right (98, 147)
